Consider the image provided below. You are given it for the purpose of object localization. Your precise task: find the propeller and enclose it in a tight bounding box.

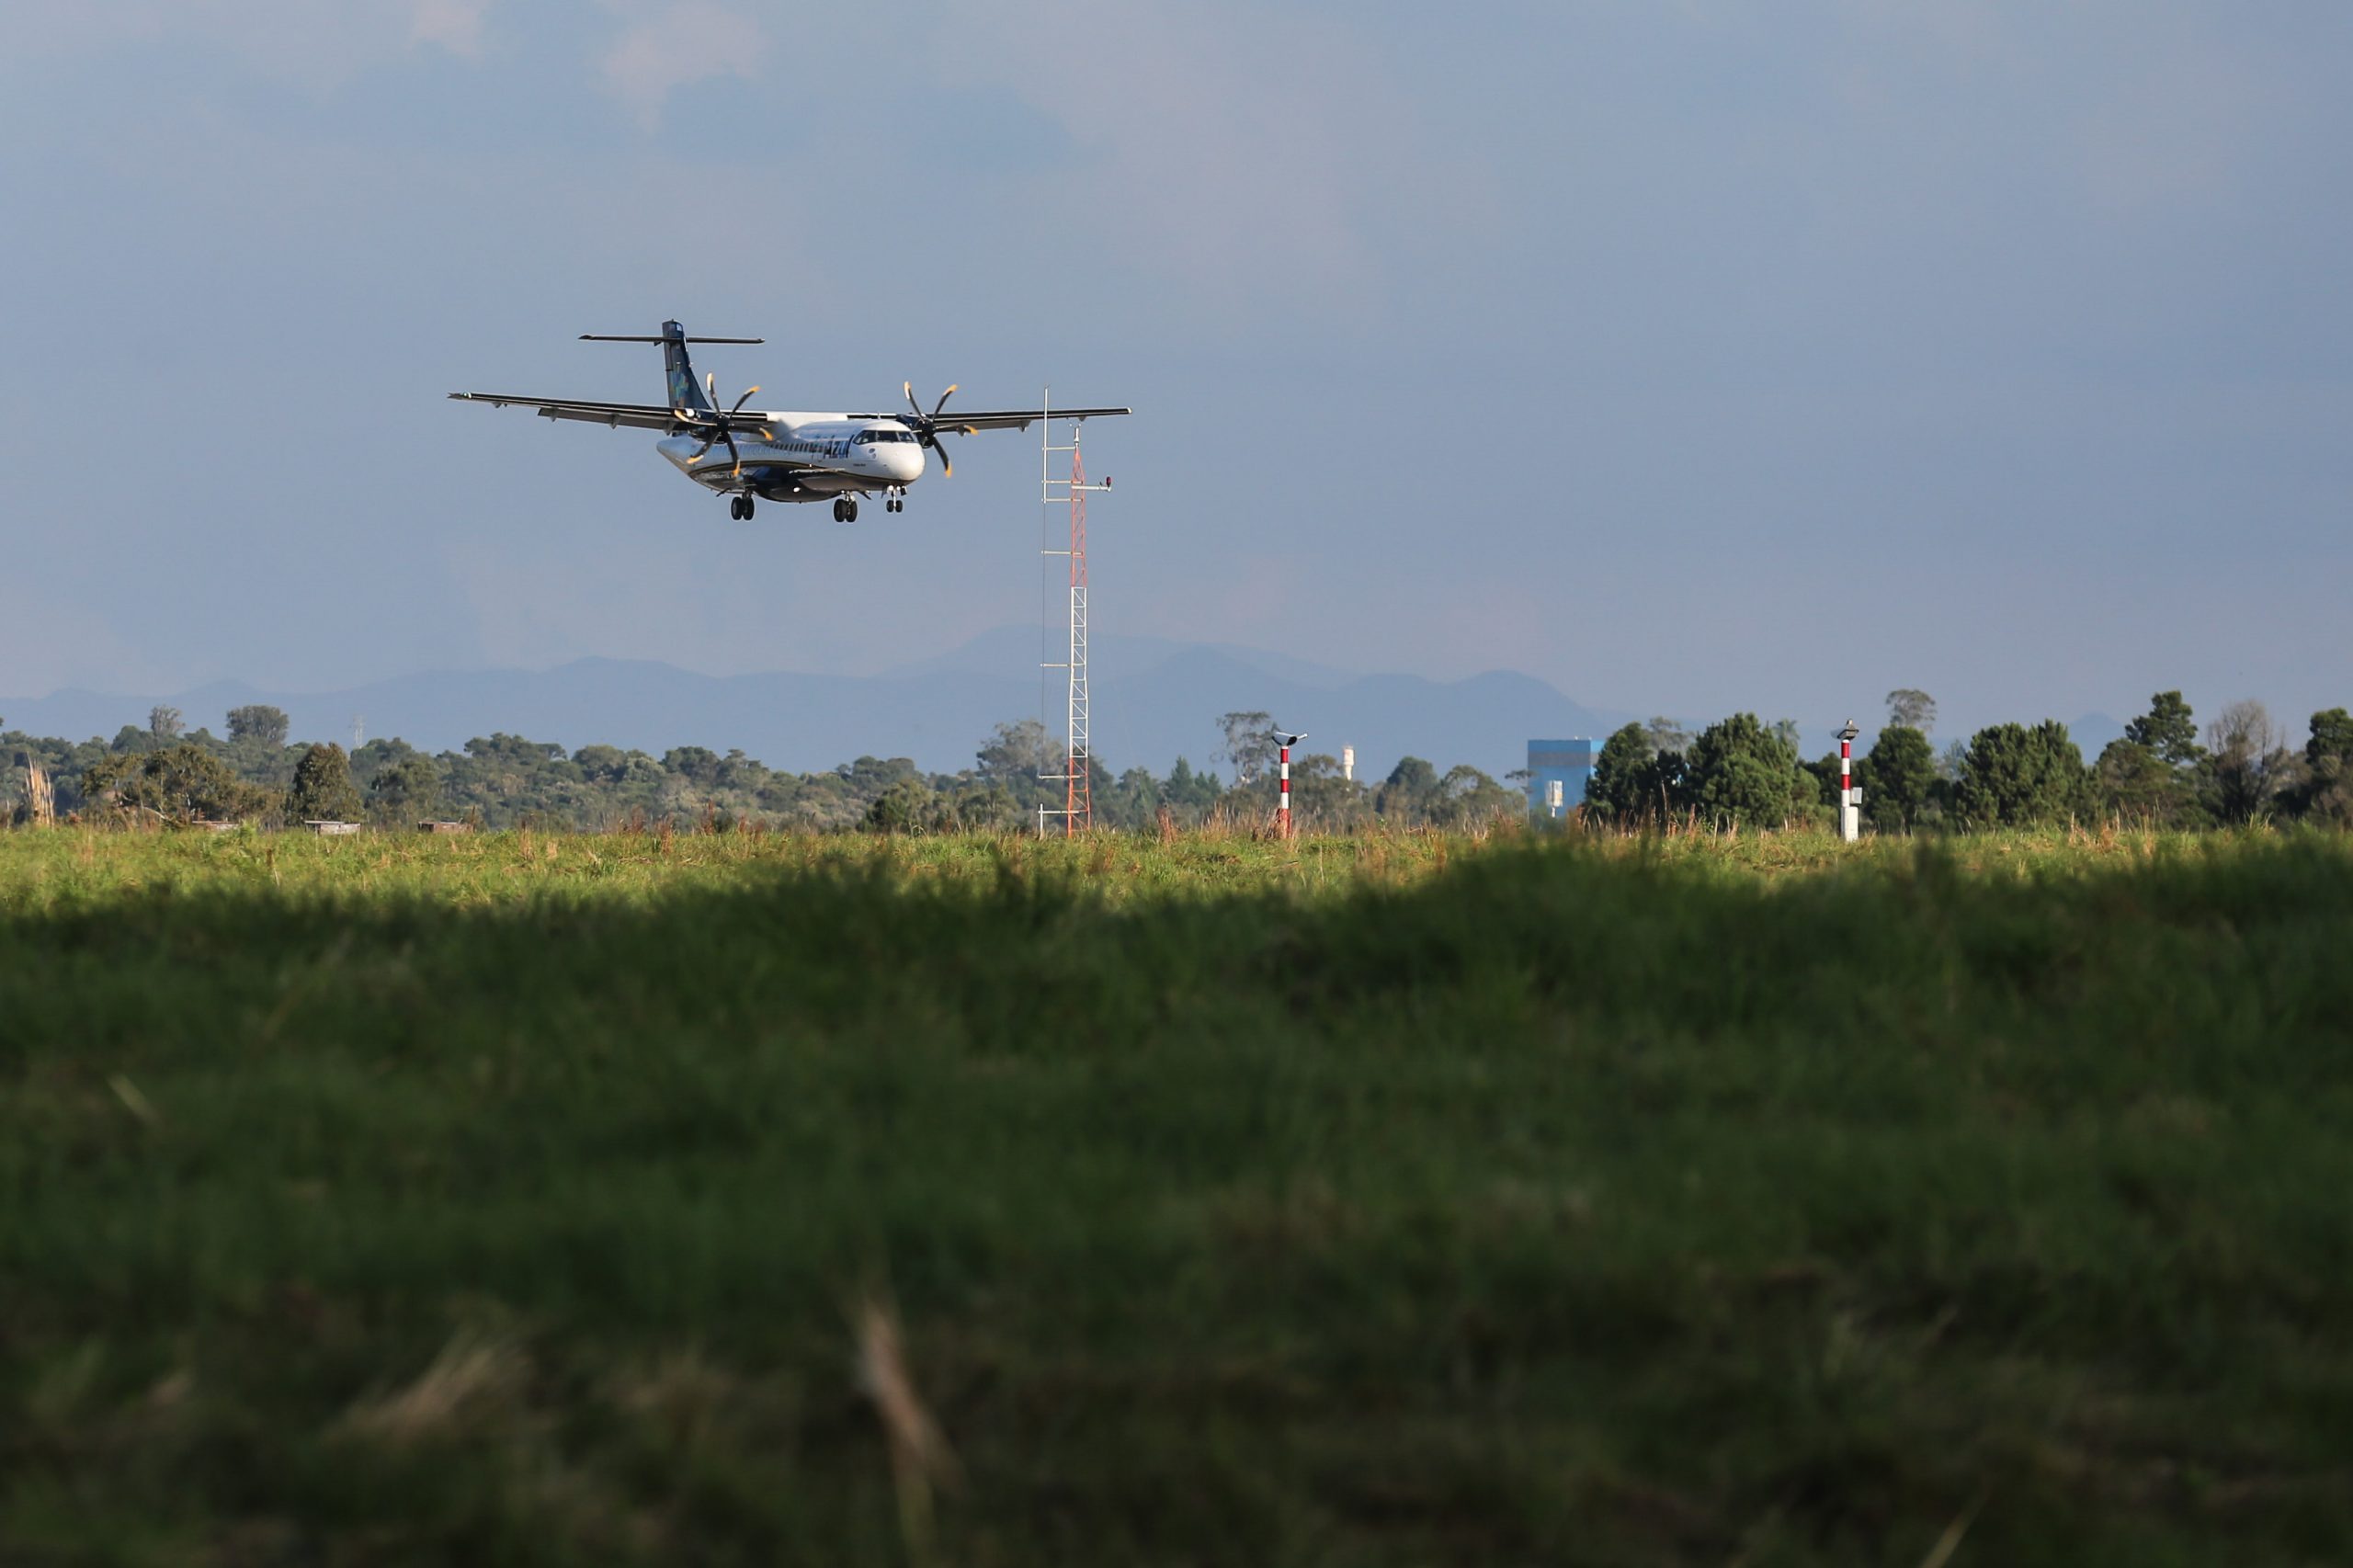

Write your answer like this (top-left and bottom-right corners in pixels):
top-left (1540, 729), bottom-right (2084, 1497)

top-left (675, 375), bottom-right (771, 480)
top-left (901, 381), bottom-right (976, 478)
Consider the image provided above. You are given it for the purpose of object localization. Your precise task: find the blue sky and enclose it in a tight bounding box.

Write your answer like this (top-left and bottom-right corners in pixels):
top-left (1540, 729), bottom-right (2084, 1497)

top-left (2, 0), bottom-right (2347, 749)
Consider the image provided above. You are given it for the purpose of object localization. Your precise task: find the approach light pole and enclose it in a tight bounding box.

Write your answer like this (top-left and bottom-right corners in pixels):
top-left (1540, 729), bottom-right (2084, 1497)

top-left (1837, 720), bottom-right (1861, 843)
top-left (1276, 731), bottom-right (1307, 838)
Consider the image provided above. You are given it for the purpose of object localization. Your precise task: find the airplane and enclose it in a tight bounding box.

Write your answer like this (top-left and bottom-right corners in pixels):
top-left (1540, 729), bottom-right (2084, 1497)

top-left (449, 321), bottom-right (1129, 522)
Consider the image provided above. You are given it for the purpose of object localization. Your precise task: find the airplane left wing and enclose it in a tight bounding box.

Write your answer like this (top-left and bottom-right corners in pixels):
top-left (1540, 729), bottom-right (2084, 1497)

top-left (449, 392), bottom-right (682, 430)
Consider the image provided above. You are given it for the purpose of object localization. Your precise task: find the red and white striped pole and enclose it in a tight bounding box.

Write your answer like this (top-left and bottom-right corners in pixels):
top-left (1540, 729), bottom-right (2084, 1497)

top-left (1836, 719), bottom-right (1860, 842)
top-left (1276, 729), bottom-right (1305, 838)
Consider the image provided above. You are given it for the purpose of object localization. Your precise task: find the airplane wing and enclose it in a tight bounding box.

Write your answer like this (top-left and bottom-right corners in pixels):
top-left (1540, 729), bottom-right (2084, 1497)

top-left (448, 392), bottom-right (682, 430)
top-left (879, 406), bottom-right (1132, 433)
top-left (950, 406), bottom-right (1132, 431)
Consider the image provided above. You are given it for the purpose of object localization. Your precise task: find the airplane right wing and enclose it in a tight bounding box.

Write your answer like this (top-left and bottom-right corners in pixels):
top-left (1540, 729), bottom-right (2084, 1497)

top-left (448, 392), bottom-right (683, 430)
top-left (908, 406), bottom-right (1131, 433)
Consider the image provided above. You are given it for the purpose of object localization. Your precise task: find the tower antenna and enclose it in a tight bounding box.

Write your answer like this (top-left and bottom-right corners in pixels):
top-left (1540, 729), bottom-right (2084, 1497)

top-left (1038, 391), bottom-right (1112, 835)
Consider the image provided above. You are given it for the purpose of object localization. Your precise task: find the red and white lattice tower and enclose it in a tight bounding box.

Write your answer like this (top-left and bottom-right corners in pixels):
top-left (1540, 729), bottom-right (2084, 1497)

top-left (1040, 396), bottom-right (1112, 835)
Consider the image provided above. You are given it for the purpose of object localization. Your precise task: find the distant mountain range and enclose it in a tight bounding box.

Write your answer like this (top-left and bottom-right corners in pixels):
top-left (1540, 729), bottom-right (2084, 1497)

top-left (1, 630), bottom-right (1630, 785)
top-left (1, 629), bottom-right (2125, 784)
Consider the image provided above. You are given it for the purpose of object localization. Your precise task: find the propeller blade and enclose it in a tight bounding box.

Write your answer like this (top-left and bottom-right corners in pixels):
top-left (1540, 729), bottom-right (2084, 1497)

top-left (931, 383), bottom-right (958, 420)
top-left (705, 370), bottom-right (717, 407)
top-left (904, 381), bottom-right (920, 417)
top-left (723, 429), bottom-right (742, 478)
top-left (924, 434), bottom-right (952, 479)
top-left (730, 385), bottom-right (760, 416)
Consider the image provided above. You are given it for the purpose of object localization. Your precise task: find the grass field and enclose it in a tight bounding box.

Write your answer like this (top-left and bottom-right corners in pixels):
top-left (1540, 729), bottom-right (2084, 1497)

top-left (5, 825), bottom-right (2351, 1566)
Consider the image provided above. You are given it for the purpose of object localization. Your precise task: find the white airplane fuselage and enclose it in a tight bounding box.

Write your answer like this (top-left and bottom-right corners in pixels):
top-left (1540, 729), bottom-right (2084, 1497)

top-left (659, 415), bottom-right (926, 500)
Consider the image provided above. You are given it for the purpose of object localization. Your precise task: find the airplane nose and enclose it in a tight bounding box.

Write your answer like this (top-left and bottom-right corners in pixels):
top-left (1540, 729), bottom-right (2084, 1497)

top-left (891, 444), bottom-right (923, 482)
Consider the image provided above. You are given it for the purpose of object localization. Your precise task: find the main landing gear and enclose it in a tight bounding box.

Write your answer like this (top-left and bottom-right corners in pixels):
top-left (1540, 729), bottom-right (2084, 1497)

top-left (729, 494), bottom-right (756, 520)
top-left (831, 496), bottom-right (860, 523)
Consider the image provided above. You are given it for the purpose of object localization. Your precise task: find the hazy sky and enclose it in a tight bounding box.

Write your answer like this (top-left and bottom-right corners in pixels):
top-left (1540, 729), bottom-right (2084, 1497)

top-left (2, 0), bottom-right (2347, 745)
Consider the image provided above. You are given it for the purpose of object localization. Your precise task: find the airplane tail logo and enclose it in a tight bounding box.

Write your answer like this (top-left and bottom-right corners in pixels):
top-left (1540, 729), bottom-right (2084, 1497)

top-left (662, 321), bottom-right (711, 413)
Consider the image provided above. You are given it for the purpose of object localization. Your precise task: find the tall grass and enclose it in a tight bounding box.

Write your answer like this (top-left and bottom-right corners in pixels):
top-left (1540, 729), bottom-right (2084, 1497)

top-left (3, 827), bottom-right (2349, 1564)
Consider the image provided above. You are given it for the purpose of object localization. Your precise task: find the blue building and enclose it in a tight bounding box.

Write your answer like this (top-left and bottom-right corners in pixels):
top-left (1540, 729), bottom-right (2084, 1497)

top-left (1527, 738), bottom-right (1599, 819)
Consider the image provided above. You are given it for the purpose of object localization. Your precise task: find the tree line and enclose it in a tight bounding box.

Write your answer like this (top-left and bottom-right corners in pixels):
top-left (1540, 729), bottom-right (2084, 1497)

top-left (1584, 689), bottom-right (2353, 831)
top-left (11, 691), bottom-right (2346, 834)
top-left (2, 706), bottom-right (1523, 834)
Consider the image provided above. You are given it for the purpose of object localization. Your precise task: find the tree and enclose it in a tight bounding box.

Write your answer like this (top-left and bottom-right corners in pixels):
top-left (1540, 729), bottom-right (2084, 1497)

top-left (2124, 691), bottom-right (2203, 769)
top-left (1641, 716), bottom-right (1689, 756)
top-left (662, 745), bottom-right (722, 787)
top-left (1862, 724), bottom-right (1937, 832)
top-left (149, 705), bottom-right (185, 742)
top-left (1288, 753), bottom-right (1366, 828)
top-left (2091, 740), bottom-right (2185, 825)
top-left (2301, 707), bottom-right (2353, 824)
top-left (1374, 756), bottom-right (1439, 823)
top-left (368, 754), bottom-right (441, 821)
top-left (1163, 756), bottom-right (1222, 815)
top-left (1586, 722), bottom-right (1665, 824)
top-left (1430, 764), bottom-right (1518, 829)
top-left (1885, 688), bottom-right (1937, 734)
top-left (1214, 710), bottom-right (1277, 785)
top-left (1106, 766), bottom-right (1164, 828)
top-left (863, 777), bottom-right (934, 833)
top-left (976, 720), bottom-right (1060, 785)
top-left (1953, 722), bottom-right (2087, 826)
top-left (84, 744), bottom-right (275, 822)
top-left (226, 705), bottom-right (290, 749)
top-left (2308, 707), bottom-right (2353, 770)
top-left (1682, 712), bottom-right (1810, 829)
top-left (2199, 700), bottom-right (2301, 825)
top-left (287, 743), bottom-right (365, 823)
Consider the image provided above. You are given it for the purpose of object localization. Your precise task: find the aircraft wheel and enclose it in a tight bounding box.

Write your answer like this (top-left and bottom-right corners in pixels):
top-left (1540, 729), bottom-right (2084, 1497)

top-left (742, 494), bottom-right (755, 519)
top-left (729, 496), bottom-right (744, 520)
top-left (845, 498), bottom-right (858, 523)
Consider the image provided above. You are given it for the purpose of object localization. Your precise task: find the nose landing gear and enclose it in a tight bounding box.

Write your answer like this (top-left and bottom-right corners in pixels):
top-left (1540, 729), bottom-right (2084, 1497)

top-left (885, 487), bottom-right (904, 514)
top-left (730, 494), bottom-right (755, 520)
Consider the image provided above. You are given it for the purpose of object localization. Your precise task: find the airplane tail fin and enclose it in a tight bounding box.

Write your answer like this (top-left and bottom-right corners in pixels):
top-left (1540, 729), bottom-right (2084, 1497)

top-left (579, 321), bottom-right (764, 415)
top-left (661, 322), bottom-right (710, 414)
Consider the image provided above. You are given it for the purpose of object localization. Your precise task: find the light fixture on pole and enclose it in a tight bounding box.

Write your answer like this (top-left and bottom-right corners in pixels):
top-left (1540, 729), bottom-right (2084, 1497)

top-left (1276, 731), bottom-right (1307, 837)
top-left (1836, 720), bottom-right (1861, 843)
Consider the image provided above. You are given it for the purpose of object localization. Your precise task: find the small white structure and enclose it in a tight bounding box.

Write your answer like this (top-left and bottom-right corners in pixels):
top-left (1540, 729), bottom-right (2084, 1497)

top-left (305, 821), bottom-right (362, 836)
